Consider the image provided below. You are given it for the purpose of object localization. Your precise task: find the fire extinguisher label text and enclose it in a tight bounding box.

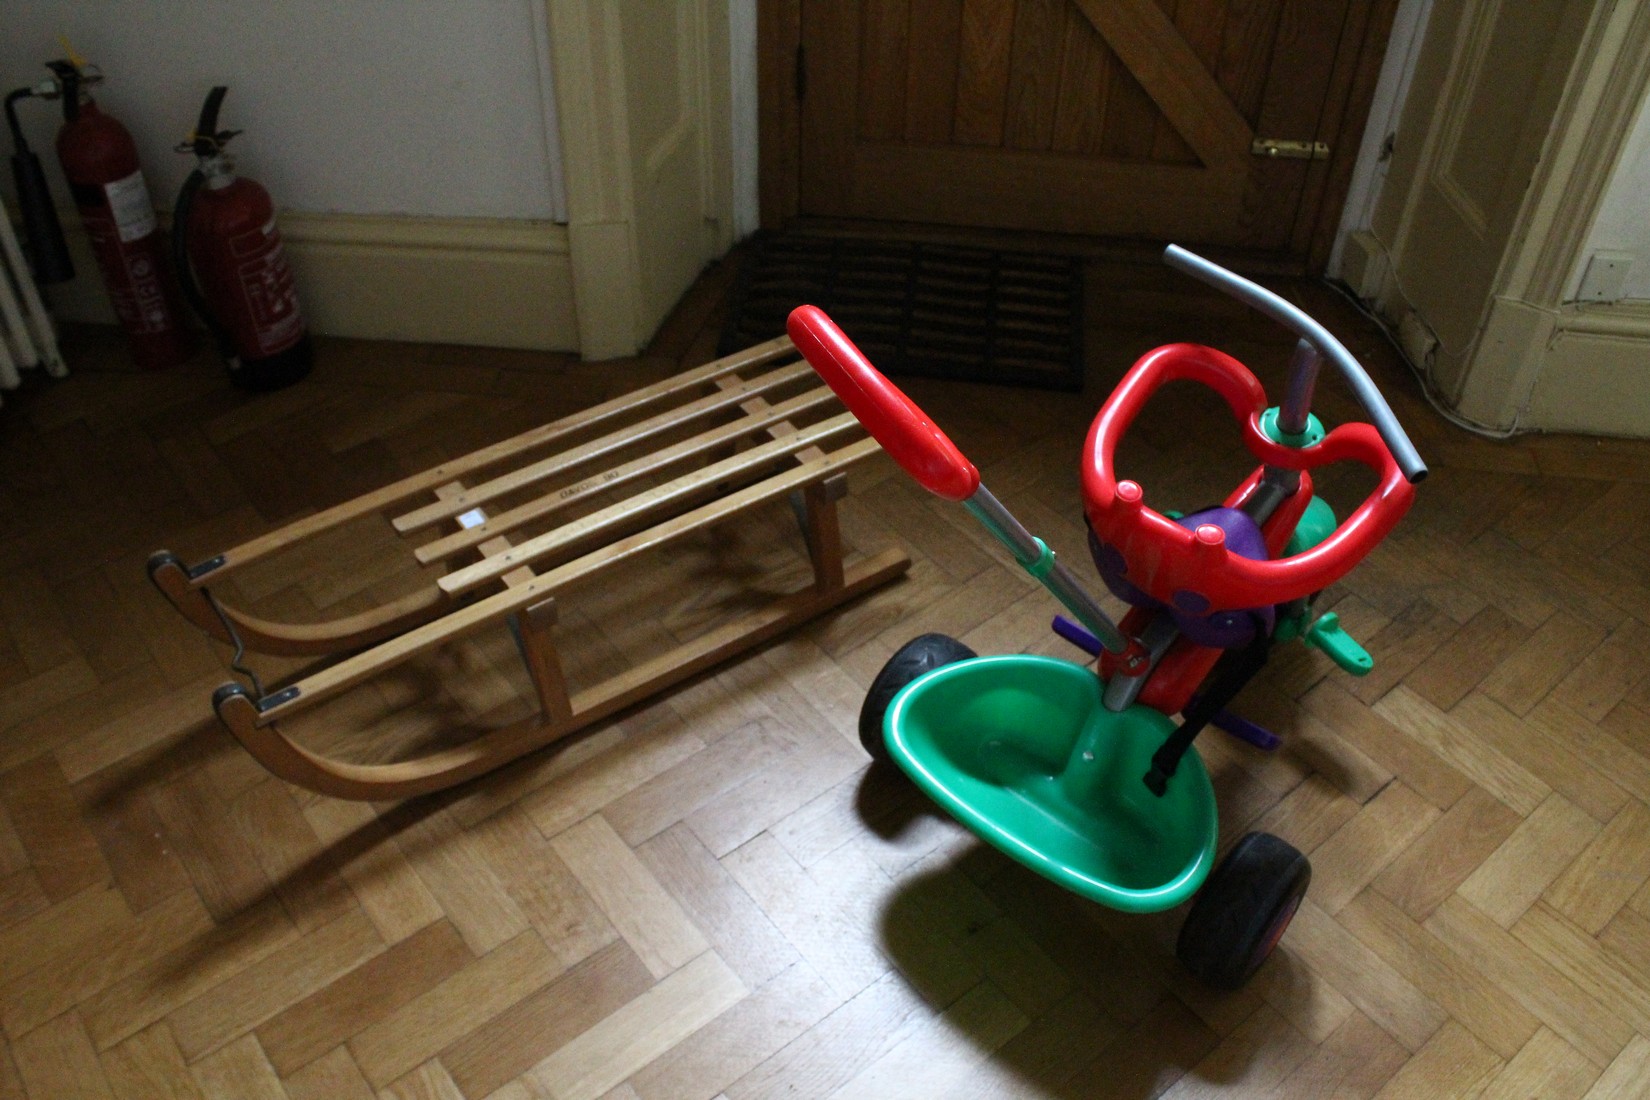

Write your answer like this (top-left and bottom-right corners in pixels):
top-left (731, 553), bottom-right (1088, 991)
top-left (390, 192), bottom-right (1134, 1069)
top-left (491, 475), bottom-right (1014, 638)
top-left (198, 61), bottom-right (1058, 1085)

top-left (103, 171), bottom-right (158, 243)
top-left (77, 204), bottom-right (170, 336)
top-left (228, 223), bottom-right (305, 357)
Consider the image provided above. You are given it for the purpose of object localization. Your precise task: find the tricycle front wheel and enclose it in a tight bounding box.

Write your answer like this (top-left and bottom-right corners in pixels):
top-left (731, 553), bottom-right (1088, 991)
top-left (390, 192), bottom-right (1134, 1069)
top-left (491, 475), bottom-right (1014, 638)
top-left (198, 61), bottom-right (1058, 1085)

top-left (1176, 832), bottom-right (1310, 989)
top-left (859, 633), bottom-right (977, 759)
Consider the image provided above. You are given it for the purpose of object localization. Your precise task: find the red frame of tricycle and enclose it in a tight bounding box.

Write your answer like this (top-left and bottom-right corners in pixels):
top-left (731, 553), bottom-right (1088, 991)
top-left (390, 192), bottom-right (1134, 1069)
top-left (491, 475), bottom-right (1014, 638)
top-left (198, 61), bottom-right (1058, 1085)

top-left (1082, 341), bottom-right (1415, 613)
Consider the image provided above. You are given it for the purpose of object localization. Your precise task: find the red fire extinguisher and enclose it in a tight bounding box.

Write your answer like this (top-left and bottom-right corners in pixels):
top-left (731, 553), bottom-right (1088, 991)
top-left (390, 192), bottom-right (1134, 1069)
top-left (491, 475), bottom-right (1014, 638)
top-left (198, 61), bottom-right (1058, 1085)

top-left (48, 58), bottom-right (196, 371)
top-left (173, 87), bottom-right (312, 391)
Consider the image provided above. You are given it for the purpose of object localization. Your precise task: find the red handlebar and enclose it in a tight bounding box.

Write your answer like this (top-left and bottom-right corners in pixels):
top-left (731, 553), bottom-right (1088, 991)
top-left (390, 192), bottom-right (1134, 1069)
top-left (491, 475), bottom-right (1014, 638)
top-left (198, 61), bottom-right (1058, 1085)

top-left (790, 308), bottom-right (1413, 612)
top-left (787, 305), bottom-right (981, 501)
top-left (1083, 343), bottom-right (1415, 610)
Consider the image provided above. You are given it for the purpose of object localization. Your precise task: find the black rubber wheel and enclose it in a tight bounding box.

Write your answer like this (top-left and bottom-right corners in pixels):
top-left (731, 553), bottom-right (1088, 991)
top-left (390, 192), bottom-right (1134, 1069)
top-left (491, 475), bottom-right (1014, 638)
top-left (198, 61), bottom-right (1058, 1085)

top-left (857, 633), bottom-right (977, 759)
top-left (1176, 832), bottom-right (1311, 990)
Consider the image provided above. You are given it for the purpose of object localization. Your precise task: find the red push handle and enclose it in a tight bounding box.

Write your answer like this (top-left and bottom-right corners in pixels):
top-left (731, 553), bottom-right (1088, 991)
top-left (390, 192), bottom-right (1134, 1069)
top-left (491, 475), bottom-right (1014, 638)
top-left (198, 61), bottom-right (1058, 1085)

top-left (787, 305), bottom-right (981, 501)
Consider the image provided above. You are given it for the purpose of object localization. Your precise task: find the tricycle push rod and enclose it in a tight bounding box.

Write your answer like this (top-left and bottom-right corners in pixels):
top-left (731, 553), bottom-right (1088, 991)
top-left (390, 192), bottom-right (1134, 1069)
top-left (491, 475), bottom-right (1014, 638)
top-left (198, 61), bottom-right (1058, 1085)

top-left (1162, 245), bottom-right (1428, 484)
top-left (1280, 339), bottom-right (1321, 438)
top-left (963, 485), bottom-right (1131, 654)
top-left (786, 304), bottom-right (1133, 656)
top-left (1241, 338), bottom-right (1322, 515)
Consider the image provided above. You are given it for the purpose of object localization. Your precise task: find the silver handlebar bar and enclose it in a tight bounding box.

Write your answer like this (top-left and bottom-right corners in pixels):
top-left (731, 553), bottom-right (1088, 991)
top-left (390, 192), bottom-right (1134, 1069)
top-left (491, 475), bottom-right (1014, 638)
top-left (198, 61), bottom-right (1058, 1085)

top-left (1163, 245), bottom-right (1428, 484)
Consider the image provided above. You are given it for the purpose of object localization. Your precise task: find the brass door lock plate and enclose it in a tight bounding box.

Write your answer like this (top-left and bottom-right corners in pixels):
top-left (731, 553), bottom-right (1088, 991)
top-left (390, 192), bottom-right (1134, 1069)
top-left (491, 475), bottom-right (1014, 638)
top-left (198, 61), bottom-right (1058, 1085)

top-left (1251, 139), bottom-right (1330, 160)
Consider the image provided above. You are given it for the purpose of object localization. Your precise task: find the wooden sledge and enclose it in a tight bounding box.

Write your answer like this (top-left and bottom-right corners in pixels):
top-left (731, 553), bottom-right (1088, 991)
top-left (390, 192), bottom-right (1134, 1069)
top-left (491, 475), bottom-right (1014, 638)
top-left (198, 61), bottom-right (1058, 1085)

top-left (149, 335), bottom-right (910, 801)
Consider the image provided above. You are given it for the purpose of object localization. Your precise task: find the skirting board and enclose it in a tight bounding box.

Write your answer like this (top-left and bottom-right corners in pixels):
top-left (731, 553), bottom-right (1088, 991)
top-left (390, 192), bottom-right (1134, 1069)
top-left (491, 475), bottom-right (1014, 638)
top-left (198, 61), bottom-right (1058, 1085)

top-left (42, 211), bottom-right (579, 352)
top-left (1338, 229), bottom-right (1650, 437)
top-left (1446, 295), bottom-right (1650, 436)
top-left (1522, 302), bottom-right (1650, 437)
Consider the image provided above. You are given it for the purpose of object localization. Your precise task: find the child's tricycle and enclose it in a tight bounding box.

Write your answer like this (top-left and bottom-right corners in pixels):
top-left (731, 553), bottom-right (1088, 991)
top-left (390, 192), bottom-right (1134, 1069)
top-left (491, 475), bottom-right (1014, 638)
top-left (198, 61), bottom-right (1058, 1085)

top-left (787, 245), bottom-right (1427, 989)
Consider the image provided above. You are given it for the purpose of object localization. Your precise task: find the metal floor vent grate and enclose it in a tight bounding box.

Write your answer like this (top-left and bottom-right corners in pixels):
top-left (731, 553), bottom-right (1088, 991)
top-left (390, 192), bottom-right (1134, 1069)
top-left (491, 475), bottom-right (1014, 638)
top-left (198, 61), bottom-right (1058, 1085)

top-left (719, 232), bottom-right (1085, 392)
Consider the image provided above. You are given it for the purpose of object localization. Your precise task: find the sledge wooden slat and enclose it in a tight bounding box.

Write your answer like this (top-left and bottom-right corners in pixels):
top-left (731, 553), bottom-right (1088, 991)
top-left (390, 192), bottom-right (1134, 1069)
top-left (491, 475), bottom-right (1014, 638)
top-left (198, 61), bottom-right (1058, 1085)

top-left (391, 361), bottom-right (819, 535)
top-left (153, 337), bottom-right (909, 801)
top-left (254, 435), bottom-right (884, 724)
top-left (717, 373), bottom-right (818, 454)
top-left (175, 335), bottom-right (798, 582)
top-left (712, 374), bottom-right (842, 589)
top-left (435, 412), bottom-right (864, 599)
top-left (412, 385), bottom-right (840, 566)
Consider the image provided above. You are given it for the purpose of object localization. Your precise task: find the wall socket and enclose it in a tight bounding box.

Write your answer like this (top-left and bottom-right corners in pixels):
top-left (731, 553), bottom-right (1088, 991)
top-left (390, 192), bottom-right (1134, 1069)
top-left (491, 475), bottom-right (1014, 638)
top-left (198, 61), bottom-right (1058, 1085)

top-left (1578, 251), bottom-right (1634, 303)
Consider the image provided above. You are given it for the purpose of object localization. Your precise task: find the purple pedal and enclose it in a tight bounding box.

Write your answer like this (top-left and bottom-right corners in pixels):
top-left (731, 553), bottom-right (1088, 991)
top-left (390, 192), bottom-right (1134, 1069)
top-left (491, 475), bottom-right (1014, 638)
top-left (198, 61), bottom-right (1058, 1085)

top-left (1213, 710), bottom-right (1281, 751)
top-left (1052, 614), bottom-right (1105, 656)
top-left (1054, 614), bottom-right (1279, 751)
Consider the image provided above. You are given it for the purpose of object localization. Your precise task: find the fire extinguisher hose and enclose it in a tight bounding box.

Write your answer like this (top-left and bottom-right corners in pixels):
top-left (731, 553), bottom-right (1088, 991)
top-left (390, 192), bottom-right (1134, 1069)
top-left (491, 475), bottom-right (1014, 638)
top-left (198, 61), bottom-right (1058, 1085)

top-left (172, 86), bottom-right (237, 364)
top-left (171, 167), bottom-right (238, 365)
top-left (5, 85), bottom-right (76, 285)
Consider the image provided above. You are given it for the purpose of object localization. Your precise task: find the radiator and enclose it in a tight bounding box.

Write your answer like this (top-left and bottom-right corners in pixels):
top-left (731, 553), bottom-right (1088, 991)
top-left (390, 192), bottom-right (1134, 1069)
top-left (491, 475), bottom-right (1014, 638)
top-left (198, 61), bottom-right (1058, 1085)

top-left (0, 201), bottom-right (68, 405)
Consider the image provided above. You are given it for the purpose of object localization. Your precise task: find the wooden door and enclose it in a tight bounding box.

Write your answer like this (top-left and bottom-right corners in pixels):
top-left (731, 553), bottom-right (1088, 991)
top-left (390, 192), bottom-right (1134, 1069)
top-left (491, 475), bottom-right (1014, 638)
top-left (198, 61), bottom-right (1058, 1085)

top-left (780, 0), bottom-right (1394, 262)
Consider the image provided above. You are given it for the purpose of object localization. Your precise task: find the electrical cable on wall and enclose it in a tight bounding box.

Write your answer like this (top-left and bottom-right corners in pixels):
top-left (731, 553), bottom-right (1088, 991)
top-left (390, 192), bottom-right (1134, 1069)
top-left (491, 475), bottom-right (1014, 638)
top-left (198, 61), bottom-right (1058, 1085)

top-left (1319, 276), bottom-right (1526, 442)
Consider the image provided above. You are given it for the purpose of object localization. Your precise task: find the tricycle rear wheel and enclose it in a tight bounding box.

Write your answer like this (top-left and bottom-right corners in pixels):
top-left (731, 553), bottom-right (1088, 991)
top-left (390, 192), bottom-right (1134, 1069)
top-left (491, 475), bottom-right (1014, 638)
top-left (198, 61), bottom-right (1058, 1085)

top-left (1176, 831), bottom-right (1310, 989)
top-left (858, 633), bottom-right (977, 759)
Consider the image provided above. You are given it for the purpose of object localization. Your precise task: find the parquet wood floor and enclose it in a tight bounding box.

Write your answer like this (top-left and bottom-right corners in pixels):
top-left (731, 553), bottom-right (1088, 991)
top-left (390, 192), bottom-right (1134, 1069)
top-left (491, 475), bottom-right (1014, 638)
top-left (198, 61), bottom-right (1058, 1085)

top-left (4, 251), bottom-right (1650, 1099)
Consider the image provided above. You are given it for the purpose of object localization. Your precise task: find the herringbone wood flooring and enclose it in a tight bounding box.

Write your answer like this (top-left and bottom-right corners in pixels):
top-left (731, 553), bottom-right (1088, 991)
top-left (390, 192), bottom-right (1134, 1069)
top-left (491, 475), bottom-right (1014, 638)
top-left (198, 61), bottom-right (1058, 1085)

top-left (3, 252), bottom-right (1650, 1099)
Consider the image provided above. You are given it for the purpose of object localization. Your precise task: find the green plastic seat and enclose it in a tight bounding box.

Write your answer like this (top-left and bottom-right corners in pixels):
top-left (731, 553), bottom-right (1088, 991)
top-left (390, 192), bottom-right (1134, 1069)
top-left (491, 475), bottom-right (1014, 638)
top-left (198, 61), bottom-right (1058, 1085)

top-left (884, 654), bottom-right (1218, 912)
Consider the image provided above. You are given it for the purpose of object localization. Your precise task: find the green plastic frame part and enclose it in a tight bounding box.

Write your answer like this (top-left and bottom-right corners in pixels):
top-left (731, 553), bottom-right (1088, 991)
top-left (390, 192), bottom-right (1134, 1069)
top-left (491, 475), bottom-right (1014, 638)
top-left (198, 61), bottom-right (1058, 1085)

top-left (884, 654), bottom-right (1219, 912)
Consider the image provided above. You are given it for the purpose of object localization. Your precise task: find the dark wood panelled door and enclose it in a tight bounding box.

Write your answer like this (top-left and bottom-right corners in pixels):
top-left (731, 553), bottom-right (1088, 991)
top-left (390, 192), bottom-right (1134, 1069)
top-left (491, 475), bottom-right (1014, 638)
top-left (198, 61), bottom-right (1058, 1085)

top-left (788, 0), bottom-right (1390, 260)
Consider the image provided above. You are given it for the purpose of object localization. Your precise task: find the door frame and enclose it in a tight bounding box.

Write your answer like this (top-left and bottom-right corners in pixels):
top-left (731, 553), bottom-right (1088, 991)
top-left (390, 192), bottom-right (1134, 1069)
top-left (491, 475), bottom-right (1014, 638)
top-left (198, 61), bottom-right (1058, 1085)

top-left (1362, 0), bottom-right (1650, 434)
top-left (756, 0), bottom-right (1402, 273)
top-left (550, 0), bottom-right (736, 359)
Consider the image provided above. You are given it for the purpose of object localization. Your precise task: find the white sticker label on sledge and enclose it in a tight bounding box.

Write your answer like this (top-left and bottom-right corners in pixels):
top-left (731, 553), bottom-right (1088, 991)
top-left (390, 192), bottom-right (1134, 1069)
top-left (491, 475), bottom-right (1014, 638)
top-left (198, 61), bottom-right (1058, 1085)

top-left (104, 171), bottom-right (157, 242)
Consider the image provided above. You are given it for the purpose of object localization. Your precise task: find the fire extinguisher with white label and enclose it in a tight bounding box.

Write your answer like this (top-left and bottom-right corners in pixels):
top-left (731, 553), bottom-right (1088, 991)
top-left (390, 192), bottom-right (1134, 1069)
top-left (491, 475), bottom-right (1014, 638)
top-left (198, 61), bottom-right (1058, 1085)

top-left (173, 86), bottom-right (312, 392)
top-left (49, 57), bottom-right (196, 371)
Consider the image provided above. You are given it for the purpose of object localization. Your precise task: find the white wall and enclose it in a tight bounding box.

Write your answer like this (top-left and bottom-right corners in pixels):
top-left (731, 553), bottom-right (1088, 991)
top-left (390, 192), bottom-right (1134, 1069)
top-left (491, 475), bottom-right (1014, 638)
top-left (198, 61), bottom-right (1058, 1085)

top-left (1, 0), bottom-right (566, 221)
top-left (1572, 86), bottom-right (1650, 302)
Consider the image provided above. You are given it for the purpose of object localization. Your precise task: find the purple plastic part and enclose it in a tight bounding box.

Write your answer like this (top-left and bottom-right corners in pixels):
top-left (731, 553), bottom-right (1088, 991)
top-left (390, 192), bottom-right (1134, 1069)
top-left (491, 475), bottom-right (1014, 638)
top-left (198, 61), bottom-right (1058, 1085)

top-left (1086, 508), bottom-right (1276, 649)
top-left (1213, 710), bottom-right (1282, 751)
top-left (1090, 540), bottom-right (1129, 583)
top-left (1052, 614), bottom-right (1105, 657)
top-left (1172, 590), bottom-right (1211, 615)
top-left (1187, 507), bottom-right (1270, 561)
top-left (1087, 526), bottom-right (1159, 610)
